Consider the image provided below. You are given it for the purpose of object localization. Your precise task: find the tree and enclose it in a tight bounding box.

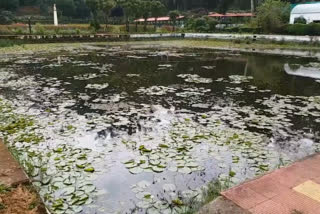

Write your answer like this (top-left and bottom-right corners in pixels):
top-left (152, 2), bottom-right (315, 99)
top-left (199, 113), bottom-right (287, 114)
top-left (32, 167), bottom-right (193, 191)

top-left (255, 0), bottom-right (290, 33)
top-left (56, 0), bottom-right (76, 17)
top-left (86, 0), bottom-right (101, 30)
top-left (0, 10), bottom-right (15, 24)
top-left (74, 0), bottom-right (91, 19)
top-left (118, 0), bottom-right (136, 32)
top-left (169, 10), bottom-right (179, 32)
top-left (251, 0), bottom-right (254, 14)
top-left (141, 0), bottom-right (152, 32)
top-left (218, 0), bottom-right (234, 14)
top-left (99, 0), bottom-right (116, 29)
top-left (0, 0), bottom-right (19, 11)
top-left (150, 0), bottom-right (166, 31)
top-left (132, 0), bottom-right (143, 32)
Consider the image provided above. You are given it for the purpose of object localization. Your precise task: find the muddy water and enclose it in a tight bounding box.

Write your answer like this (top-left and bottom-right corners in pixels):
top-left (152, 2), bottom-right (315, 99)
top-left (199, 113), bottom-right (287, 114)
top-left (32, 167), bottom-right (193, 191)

top-left (1, 45), bottom-right (320, 214)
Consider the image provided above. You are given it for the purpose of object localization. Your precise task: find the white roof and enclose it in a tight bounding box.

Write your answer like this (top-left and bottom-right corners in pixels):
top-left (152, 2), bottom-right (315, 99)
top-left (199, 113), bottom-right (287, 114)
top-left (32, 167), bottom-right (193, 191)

top-left (291, 3), bottom-right (320, 14)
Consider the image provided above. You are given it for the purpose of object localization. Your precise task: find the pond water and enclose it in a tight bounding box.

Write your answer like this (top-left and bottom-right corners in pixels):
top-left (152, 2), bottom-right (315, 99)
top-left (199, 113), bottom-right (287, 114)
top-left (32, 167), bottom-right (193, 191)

top-left (1, 45), bottom-right (320, 214)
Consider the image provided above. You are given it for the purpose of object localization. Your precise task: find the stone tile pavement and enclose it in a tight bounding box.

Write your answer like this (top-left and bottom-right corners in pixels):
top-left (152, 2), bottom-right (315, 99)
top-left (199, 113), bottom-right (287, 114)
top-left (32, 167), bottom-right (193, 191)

top-left (221, 154), bottom-right (320, 214)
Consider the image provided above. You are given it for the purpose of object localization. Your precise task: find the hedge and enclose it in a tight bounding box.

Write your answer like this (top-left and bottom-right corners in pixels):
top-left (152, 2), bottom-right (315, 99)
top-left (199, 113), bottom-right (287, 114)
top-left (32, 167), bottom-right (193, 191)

top-left (286, 23), bottom-right (320, 36)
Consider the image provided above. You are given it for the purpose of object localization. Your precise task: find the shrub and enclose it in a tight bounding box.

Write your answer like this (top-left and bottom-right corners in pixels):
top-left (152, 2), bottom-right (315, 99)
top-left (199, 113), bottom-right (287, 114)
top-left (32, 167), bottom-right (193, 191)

top-left (286, 23), bottom-right (320, 36)
top-left (294, 16), bottom-right (307, 24)
top-left (239, 26), bottom-right (261, 34)
top-left (255, 0), bottom-right (290, 33)
top-left (90, 19), bottom-right (100, 31)
top-left (0, 39), bottom-right (23, 48)
top-left (186, 17), bottom-right (218, 33)
top-left (194, 18), bottom-right (208, 32)
top-left (0, 10), bottom-right (15, 24)
top-left (207, 19), bottom-right (218, 32)
top-left (34, 23), bottom-right (45, 35)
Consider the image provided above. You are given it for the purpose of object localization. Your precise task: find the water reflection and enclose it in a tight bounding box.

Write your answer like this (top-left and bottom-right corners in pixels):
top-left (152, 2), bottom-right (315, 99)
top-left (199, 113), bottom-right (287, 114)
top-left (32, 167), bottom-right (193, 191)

top-left (1, 47), bottom-right (320, 213)
top-left (284, 63), bottom-right (320, 80)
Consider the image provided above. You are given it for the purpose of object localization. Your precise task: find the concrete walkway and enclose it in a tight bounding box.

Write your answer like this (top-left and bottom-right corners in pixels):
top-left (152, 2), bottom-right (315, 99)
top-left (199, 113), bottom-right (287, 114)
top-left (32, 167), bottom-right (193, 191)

top-left (0, 140), bottom-right (29, 186)
top-left (2, 33), bottom-right (320, 43)
top-left (221, 153), bottom-right (320, 214)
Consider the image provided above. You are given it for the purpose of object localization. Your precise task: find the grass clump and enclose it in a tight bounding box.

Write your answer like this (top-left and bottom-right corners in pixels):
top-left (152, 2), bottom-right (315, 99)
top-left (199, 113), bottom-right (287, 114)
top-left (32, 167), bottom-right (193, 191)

top-left (0, 184), bottom-right (10, 194)
top-left (180, 179), bottom-right (231, 214)
top-left (0, 39), bottom-right (23, 48)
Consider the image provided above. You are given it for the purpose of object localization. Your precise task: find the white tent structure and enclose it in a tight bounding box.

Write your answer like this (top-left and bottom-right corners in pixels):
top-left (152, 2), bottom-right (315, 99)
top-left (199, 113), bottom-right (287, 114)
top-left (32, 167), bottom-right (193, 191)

top-left (290, 3), bottom-right (320, 24)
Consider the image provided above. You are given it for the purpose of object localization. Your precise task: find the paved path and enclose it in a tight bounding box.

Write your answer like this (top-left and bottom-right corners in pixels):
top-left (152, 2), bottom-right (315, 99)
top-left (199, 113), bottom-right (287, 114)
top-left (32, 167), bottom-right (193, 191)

top-left (221, 153), bottom-right (320, 214)
top-left (0, 140), bottom-right (29, 186)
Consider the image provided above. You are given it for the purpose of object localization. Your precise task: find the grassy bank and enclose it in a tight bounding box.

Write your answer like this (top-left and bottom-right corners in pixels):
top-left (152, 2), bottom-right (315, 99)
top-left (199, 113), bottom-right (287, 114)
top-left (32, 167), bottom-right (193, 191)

top-left (0, 24), bottom-right (179, 35)
top-left (1, 39), bottom-right (320, 56)
top-left (0, 184), bottom-right (45, 214)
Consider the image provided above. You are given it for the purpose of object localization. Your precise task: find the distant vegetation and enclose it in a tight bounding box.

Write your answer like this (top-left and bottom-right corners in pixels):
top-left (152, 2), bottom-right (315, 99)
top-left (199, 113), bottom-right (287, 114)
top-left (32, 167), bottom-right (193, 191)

top-left (0, 0), bottom-right (319, 35)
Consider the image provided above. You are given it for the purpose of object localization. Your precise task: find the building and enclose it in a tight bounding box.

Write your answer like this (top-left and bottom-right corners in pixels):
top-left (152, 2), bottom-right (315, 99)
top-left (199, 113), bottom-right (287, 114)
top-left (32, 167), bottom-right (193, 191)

top-left (290, 3), bottom-right (320, 24)
top-left (134, 16), bottom-right (185, 25)
top-left (208, 12), bottom-right (254, 18)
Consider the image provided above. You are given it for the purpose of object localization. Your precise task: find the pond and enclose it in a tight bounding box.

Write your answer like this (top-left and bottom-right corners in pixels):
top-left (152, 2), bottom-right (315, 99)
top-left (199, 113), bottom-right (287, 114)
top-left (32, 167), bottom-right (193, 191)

top-left (1, 45), bottom-right (320, 214)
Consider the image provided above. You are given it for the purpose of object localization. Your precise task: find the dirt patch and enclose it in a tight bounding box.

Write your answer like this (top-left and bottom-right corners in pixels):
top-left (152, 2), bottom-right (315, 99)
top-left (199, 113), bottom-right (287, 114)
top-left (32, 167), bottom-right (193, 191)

top-left (0, 185), bottom-right (46, 214)
top-left (0, 141), bottom-right (29, 187)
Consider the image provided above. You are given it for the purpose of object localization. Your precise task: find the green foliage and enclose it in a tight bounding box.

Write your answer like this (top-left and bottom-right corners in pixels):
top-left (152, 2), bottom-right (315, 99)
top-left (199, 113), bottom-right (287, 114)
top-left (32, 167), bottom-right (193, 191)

top-left (85, 0), bottom-right (102, 30)
top-left (56, 0), bottom-right (76, 17)
top-left (90, 19), bottom-right (100, 30)
top-left (86, 0), bottom-right (100, 13)
top-left (99, 0), bottom-right (116, 27)
top-left (0, 184), bottom-right (10, 194)
top-left (218, 0), bottom-right (234, 14)
top-left (0, 10), bottom-right (15, 24)
top-left (180, 179), bottom-right (230, 214)
top-left (151, 0), bottom-right (166, 19)
top-left (0, 0), bottom-right (19, 11)
top-left (294, 16), bottom-right (306, 24)
top-left (287, 23), bottom-right (320, 36)
top-left (186, 17), bottom-right (218, 32)
top-left (34, 23), bottom-right (45, 35)
top-left (255, 0), bottom-right (290, 33)
top-left (169, 10), bottom-right (179, 22)
top-left (169, 10), bottom-right (179, 31)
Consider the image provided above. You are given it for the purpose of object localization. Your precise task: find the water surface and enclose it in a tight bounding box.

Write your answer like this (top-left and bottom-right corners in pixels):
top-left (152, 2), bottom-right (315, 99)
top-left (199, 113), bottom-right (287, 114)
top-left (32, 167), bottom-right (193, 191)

top-left (1, 45), bottom-right (320, 214)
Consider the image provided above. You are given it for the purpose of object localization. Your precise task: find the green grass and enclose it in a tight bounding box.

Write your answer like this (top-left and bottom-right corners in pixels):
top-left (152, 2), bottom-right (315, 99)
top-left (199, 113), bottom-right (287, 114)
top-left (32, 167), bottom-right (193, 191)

top-left (180, 179), bottom-right (231, 214)
top-left (0, 184), bottom-right (9, 211)
top-left (0, 184), bottom-right (11, 194)
top-left (0, 39), bottom-right (23, 48)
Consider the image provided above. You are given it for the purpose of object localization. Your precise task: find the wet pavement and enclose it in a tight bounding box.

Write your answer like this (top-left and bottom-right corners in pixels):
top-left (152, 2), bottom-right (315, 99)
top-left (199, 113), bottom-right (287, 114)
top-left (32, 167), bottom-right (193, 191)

top-left (222, 153), bottom-right (320, 214)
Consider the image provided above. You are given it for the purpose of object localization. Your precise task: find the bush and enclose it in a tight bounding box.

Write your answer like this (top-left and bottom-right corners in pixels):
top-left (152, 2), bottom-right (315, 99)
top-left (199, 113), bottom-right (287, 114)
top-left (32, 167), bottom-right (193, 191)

top-left (255, 0), bottom-right (290, 33)
top-left (0, 39), bottom-right (23, 48)
top-left (34, 23), bottom-right (45, 35)
top-left (186, 17), bottom-right (218, 33)
top-left (286, 23), bottom-right (320, 36)
top-left (0, 10), bottom-right (15, 24)
top-left (90, 19), bottom-right (100, 31)
top-left (239, 26), bottom-right (262, 34)
top-left (294, 16), bottom-right (307, 24)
